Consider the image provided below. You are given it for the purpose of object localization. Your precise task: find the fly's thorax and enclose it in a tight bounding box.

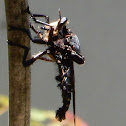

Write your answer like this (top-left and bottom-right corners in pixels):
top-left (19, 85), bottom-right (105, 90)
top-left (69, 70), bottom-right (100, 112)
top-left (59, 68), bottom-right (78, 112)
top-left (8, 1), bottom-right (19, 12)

top-left (65, 33), bottom-right (80, 53)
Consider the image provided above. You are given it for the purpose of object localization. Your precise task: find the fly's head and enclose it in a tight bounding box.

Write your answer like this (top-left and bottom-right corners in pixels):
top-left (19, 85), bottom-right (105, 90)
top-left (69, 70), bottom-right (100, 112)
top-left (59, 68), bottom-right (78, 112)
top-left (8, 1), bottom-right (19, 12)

top-left (43, 9), bottom-right (69, 41)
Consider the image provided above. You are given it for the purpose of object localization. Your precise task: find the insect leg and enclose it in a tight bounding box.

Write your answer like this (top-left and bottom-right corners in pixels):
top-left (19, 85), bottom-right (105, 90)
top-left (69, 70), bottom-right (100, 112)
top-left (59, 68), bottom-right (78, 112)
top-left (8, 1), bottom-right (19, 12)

top-left (22, 48), bottom-right (51, 67)
top-left (8, 41), bottom-right (51, 67)
top-left (30, 13), bottom-right (49, 24)
top-left (34, 14), bottom-right (49, 23)
top-left (25, 7), bottom-right (49, 23)
top-left (7, 41), bottom-right (34, 67)
top-left (9, 25), bottom-right (47, 44)
top-left (38, 57), bottom-right (54, 62)
top-left (31, 18), bottom-right (51, 27)
top-left (32, 49), bottom-right (53, 62)
top-left (71, 51), bottom-right (85, 64)
top-left (24, 7), bottom-right (50, 26)
top-left (64, 44), bottom-right (85, 64)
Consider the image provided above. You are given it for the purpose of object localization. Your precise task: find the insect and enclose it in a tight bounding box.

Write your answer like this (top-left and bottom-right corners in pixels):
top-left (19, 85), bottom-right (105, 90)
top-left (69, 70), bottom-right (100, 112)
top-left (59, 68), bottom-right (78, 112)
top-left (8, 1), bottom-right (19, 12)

top-left (8, 7), bottom-right (85, 126)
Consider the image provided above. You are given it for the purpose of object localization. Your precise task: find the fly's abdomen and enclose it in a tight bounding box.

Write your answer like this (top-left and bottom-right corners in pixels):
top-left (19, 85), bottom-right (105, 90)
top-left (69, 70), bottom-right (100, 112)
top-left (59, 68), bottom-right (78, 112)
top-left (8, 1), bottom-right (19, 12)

top-left (56, 66), bottom-right (72, 121)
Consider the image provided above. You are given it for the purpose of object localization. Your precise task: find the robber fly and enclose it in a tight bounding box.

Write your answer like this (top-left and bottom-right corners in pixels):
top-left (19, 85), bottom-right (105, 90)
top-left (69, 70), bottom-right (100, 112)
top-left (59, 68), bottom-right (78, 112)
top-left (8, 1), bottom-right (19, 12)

top-left (8, 7), bottom-right (85, 126)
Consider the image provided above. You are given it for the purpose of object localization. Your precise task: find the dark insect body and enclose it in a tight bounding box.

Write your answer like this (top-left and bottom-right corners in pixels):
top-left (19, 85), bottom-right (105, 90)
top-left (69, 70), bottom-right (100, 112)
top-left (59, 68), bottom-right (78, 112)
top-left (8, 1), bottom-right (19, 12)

top-left (8, 7), bottom-right (85, 126)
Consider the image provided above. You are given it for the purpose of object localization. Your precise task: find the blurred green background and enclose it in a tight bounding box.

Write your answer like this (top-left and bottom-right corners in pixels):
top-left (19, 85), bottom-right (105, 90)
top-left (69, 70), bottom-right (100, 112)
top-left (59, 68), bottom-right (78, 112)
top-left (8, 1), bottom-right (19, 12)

top-left (1, 0), bottom-right (126, 126)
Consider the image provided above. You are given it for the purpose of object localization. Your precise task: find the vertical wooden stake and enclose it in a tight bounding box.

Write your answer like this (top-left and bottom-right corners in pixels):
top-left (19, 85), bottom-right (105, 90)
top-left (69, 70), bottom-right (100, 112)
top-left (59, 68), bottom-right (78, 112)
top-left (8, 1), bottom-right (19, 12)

top-left (4, 0), bottom-right (31, 126)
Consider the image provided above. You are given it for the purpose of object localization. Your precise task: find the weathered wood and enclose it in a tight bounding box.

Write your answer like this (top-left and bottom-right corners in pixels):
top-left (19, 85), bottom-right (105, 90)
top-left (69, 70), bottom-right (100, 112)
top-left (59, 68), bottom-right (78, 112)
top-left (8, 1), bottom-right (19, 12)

top-left (4, 0), bottom-right (31, 126)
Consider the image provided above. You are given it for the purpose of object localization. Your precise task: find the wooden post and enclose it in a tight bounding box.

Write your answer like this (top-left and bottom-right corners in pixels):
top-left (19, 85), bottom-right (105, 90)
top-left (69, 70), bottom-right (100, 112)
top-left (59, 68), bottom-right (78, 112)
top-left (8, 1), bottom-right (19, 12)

top-left (4, 0), bottom-right (31, 126)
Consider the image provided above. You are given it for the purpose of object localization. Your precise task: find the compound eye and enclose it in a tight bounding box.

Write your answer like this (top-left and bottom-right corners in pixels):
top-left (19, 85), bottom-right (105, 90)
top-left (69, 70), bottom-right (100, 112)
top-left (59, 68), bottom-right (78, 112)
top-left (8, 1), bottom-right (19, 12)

top-left (60, 17), bottom-right (68, 24)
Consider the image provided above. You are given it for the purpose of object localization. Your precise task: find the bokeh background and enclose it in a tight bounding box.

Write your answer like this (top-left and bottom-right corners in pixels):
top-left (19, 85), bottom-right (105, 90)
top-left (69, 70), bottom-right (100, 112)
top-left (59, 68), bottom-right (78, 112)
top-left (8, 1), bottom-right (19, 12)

top-left (1, 0), bottom-right (126, 126)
